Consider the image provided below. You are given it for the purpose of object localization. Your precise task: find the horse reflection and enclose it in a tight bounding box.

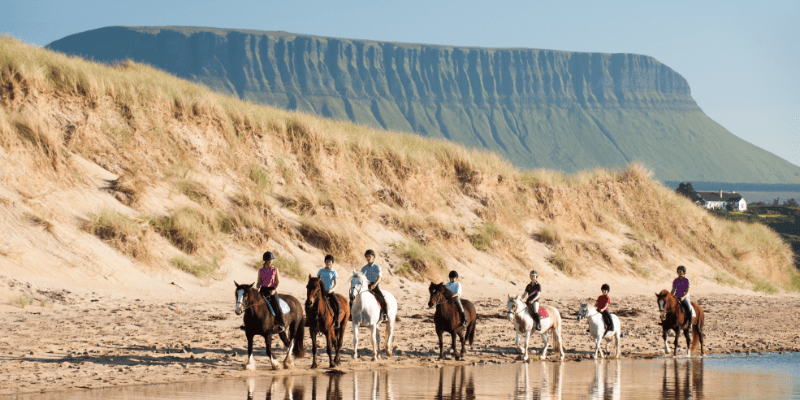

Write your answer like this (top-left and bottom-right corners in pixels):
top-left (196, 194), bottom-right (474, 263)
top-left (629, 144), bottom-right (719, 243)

top-left (513, 362), bottom-right (564, 400)
top-left (661, 358), bottom-right (704, 400)
top-left (435, 366), bottom-right (476, 400)
top-left (350, 370), bottom-right (394, 400)
top-left (589, 360), bottom-right (620, 400)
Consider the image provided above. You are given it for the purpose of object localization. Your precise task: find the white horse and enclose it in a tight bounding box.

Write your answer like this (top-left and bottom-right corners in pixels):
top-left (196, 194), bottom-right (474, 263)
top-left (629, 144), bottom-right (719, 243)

top-left (577, 302), bottom-right (621, 359)
top-left (348, 270), bottom-right (397, 361)
top-left (507, 295), bottom-right (565, 361)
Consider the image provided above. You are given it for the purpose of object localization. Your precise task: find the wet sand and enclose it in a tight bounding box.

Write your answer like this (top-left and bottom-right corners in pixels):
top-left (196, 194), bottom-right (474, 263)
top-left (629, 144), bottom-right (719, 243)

top-left (2, 285), bottom-right (799, 395)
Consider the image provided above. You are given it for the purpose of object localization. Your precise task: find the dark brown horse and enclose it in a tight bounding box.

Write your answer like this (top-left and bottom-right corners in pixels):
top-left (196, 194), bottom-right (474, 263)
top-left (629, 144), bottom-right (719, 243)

top-left (305, 275), bottom-right (350, 368)
top-left (427, 282), bottom-right (477, 360)
top-left (234, 282), bottom-right (305, 370)
top-left (655, 290), bottom-right (705, 357)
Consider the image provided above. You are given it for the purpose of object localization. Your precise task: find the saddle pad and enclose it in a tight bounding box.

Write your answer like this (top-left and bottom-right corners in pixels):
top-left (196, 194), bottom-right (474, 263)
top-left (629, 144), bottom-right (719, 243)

top-left (261, 295), bottom-right (292, 315)
top-left (538, 308), bottom-right (549, 319)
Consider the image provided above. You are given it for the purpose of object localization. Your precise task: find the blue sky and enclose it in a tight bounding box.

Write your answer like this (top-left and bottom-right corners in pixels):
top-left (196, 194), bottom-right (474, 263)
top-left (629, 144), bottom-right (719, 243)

top-left (4, 0), bottom-right (799, 169)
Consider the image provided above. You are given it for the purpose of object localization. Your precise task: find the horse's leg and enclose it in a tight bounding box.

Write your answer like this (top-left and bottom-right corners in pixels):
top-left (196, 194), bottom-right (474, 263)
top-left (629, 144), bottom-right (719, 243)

top-left (384, 317), bottom-right (394, 357)
top-left (555, 323), bottom-right (565, 360)
top-left (523, 329), bottom-right (531, 362)
top-left (245, 334), bottom-right (256, 371)
top-left (673, 329), bottom-right (680, 357)
top-left (540, 330), bottom-right (550, 360)
top-left (370, 325), bottom-right (380, 361)
top-left (352, 321), bottom-right (360, 361)
top-left (458, 328), bottom-right (468, 361)
top-left (615, 330), bottom-right (621, 359)
top-left (662, 327), bottom-right (670, 354)
top-left (326, 329), bottom-right (335, 368)
top-left (283, 334), bottom-right (295, 369)
top-left (515, 331), bottom-right (523, 355)
top-left (683, 327), bottom-right (692, 357)
top-left (697, 322), bottom-right (705, 357)
top-left (436, 326), bottom-right (445, 360)
top-left (266, 335), bottom-right (281, 370)
top-left (310, 327), bottom-right (319, 369)
top-left (594, 334), bottom-right (602, 359)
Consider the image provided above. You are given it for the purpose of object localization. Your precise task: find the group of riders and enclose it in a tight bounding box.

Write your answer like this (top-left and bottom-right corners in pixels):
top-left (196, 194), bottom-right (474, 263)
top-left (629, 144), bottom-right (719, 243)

top-left (257, 248), bottom-right (694, 336)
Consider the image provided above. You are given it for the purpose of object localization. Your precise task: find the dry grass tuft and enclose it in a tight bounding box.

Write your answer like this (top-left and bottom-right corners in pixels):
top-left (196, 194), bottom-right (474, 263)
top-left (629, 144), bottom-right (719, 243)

top-left (83, 209), bottom-right (154, 261)
top-left (390, 240), bottom-right (445, 280)
top-left (170, 256), bottom-right (223, 280)
top-left (149, 207), bottom-right (217, 255)
top-left (297, 217), bottom-right (355, 261)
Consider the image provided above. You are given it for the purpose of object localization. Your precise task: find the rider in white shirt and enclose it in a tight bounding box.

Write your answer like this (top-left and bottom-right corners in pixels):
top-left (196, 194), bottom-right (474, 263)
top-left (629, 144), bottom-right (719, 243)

top-left (445, 270), bottom-right (467, 327)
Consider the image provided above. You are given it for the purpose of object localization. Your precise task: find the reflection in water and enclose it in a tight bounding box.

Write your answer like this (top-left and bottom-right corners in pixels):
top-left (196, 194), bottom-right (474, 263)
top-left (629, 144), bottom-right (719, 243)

top-left (661, 358), bottom-right (704, 400)
top-left (436, 366), bottom-right (476, 400)
top-left (590, 360), bottom-right (620, 400)
top-left (513, 362), bottom-right (564, 400)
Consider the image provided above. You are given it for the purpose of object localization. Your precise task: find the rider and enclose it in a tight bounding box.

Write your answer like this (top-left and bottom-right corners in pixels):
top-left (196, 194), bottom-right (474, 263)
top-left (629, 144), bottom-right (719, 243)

top-left (255, 251), bottom-right (285, 332)
top-left (521, 270), bottom-right (542, 331)
top-left (445, 270), bottom-right (467, 327)
top-left (596, 283), bottom-right (612, 337)
top-left (671, 265), bottom-right (692, 331)
top-left (361, 249), bottom-right (389, 322)
top-left (317, 254), bottom-right (342, 328)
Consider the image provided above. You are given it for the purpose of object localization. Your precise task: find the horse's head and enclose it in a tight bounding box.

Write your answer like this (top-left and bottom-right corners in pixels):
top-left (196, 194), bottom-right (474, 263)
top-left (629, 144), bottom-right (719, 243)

top-left (655, 290), bottom-right (671, 321)
top-left (306, 274), bottom-right (323, 308)
top-left (428, 282), bottom-right (449, 308)
top-left (577, 302), bottom-right (589, 321)
top-left (349, 269), bottom-right (366, 301)
top-left (506, 294), bottom-right (523, 320)
top-left (234, 281), bottom-right (255, 316)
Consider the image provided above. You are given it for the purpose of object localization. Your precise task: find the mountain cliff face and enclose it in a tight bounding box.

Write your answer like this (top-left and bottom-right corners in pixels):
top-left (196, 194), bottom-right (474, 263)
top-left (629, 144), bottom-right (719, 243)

top-left (48, 26), bottom-right (800, 183)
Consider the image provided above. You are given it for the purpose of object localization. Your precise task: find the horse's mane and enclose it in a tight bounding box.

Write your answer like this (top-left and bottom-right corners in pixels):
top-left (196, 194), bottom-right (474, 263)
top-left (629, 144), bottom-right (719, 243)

top-left (431, 282), bottom-right (455, 299)
top-left (350, 270), bottom-right (368, 284)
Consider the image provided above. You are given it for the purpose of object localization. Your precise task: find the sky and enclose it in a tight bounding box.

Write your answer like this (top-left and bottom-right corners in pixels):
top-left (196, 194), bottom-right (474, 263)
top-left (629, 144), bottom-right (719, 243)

top-left (3, 0), bottom-right (800, 168)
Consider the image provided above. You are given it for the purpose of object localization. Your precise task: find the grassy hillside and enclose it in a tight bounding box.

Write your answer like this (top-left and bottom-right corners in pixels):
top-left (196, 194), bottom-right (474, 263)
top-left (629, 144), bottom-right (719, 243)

top-left (2, 36), bottom-right (798, 293)
top-left (47, 26), bottom-right (800, 184)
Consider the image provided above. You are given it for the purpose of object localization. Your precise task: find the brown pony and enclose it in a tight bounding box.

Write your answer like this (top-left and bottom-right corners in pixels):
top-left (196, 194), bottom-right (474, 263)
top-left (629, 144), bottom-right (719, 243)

top-left (427, 282), bottom-right (477, 360)
top-left (305, 275), bottom-right (350, 368)
top-left (655, 290), bottom-right (705, 357)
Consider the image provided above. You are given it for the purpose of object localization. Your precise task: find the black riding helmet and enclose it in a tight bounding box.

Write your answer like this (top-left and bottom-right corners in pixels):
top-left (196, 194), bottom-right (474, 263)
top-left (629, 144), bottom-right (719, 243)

top-left (263, 251), bottom-right (275, 261)
top-left (601, 283), bottom-right (610, 292)
top-left (449, 270), bottom-right (459, 279)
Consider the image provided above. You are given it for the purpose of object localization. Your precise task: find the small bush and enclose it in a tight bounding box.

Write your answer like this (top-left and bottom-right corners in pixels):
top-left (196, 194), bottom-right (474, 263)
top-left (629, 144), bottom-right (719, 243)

top-left (150, 207), bottom-right (217, 254)
top-left (469, 221), bottom-right (504, 251)
top-left (170, 256), bottom-right (223, 280)
top-left (111, 172), bottom-right (147, 206)
top-left (297, 217), bottom-right (354, 259)
top-left (713, 271), bottom-right (740, 288)
top-left (548, 249), bottom-right (573, 276)
top-left (621, 243), bottom-right (645, 260)
top-left (752, 277), bottom-right (778, 294)
top-left (534, 225), bottom-right (561, 247)
top-left (174, 178), bottom-right (213, 205)
top-left (13, 294), bottom-right (33, 308)
top-left (273, 255), bottom-right (304, 281)
top-left (247, 164), bottom-right (273, 194)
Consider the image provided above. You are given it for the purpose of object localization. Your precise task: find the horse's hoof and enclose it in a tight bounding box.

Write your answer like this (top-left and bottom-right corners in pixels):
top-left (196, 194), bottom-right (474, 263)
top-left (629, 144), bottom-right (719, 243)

top-left (245, 363), bottom-right (256, 371)
top-left (540, 356), bottom-right (546, 360)
top-left (311, 363), bottom-right (318, 369)
top-left (371, 357), bottom-right (378, 362)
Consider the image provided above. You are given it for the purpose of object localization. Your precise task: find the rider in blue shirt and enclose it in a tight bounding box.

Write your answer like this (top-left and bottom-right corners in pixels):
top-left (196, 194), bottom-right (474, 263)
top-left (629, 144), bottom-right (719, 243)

top-left (361, 249), bottom-right (388, 322)
top-left (445, 270), bottom-right (467, 327)
top-left (317, 254), bottom-right (342, 328)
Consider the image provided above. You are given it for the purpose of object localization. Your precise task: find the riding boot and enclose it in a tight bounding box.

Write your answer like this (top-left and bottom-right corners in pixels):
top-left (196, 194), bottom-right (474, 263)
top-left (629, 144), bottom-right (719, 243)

top-left (532, 312), bottom-right (541, 331)
top-left (459, 311), bottom-right (467, 327)
top-left (330, 294), bottom-right (341, 329)
top-left (269, 295), bottom-right (285, 332)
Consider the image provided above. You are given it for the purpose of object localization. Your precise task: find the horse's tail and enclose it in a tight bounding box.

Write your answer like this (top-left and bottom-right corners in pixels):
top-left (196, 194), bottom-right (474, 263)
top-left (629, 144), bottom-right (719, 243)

top-left (293, 317), bottom-right (306, 358)
top-left (690, 307), bottom-right (704, 352)
top-left (467, 314), bottom-right (477, 347)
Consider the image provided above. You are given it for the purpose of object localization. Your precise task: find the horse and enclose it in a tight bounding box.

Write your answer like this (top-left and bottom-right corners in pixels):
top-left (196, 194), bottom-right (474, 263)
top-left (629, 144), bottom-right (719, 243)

top-left (428, 282), bottom-right (477, 360)
top-left (305, 274), bottom-right (350, 368)
top-left (577, 302), bottom-right (621, 359)
top-left (348, 270), bottom-right (398, 360)
top-left (655, 290), bottom-right (705, 357)
top-left (506, 294), bottom-right (564, 361)
top-left (233, 282), bottom-right (305, 370)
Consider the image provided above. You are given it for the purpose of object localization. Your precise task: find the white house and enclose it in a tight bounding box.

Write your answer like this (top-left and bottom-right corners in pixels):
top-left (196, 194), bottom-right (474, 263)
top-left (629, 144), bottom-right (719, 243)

top-left (696, 190), bottom-right (747, 212)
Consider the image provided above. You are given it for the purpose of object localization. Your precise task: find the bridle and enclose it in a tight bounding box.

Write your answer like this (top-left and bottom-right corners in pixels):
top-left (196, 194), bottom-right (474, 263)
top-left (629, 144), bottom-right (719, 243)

top-left (235, 288), bottom-right (258, 314)
top-left (428, 286), bottom-right (449, 307)
top-left (350, 275), bottom-right (366, 300)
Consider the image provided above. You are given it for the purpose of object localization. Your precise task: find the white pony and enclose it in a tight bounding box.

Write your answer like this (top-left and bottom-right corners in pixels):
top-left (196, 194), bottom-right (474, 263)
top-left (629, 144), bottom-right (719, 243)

top-left (577, 302), bottom-right (621, 359)
top-left (348, 270), bottom-right (397, 361)
top-left (507, 295), bottom-right (565, 361)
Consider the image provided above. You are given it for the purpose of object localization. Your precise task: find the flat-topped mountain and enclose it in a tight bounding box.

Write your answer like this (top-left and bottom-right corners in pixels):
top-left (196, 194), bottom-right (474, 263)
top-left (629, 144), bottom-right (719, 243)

top-left (48, 26), bottom-right (800, 183)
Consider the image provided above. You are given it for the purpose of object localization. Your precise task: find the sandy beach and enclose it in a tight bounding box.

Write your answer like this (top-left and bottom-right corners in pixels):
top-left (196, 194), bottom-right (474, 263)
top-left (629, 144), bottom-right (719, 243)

top-left (2, 275), bottom-right (799, 396)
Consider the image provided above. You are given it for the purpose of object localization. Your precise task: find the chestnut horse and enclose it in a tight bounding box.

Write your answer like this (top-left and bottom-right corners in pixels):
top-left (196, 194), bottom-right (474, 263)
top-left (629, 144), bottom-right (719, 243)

top-left (305, 275), bottom-right (350, 368)
top-left (427, 282), bottom-right (477, 360)
top-left (234, 282), bottom-right (305, 370)
top-left (655, 290), bottom-right (705, 357)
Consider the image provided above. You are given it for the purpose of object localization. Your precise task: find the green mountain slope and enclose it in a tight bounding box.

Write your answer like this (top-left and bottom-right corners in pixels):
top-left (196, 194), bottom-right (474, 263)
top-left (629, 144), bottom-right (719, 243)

top-left (47, 26), bottom-right (800, 183)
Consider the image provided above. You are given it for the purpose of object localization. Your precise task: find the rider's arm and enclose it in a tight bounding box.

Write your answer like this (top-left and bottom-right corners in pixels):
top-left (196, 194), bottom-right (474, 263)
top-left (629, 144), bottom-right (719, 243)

top-left (682, 285), bottom-right (690, 300)
top-left (255, 269), bottom-right (261, 289)
top-left (329, 277), bottom-right (337, 292)
top-left (273, 269), bottom-right (280, 289)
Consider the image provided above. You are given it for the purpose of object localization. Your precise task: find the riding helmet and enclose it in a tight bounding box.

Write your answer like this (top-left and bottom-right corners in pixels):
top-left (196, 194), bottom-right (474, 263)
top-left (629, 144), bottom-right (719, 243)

top-left (324, 254), bottom-right (334, 263)
top-left (530, 270), bottom-right (539, 276)
top-left (677, 265), bottom-right (686, 273)
top-left (601, 283), bottom-right (610, 292)
top-left (263, 251), bottom-right (275, 261)
top-left (449, 270), bottom-right (459, 279)
top-left (364, 249), bottom-right (375, 257)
